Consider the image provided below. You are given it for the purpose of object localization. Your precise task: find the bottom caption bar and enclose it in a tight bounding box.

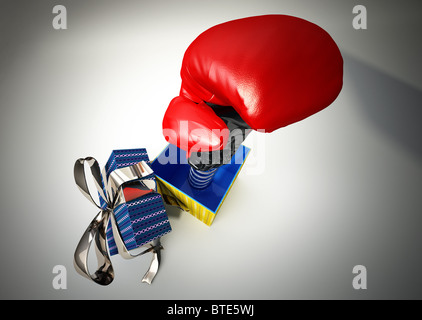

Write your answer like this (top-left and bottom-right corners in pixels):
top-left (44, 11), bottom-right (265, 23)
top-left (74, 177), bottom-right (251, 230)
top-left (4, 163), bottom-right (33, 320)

top-left (152, 300), bottom-right (278, 318)
top-left (165, 303), bottom-right (255, 317)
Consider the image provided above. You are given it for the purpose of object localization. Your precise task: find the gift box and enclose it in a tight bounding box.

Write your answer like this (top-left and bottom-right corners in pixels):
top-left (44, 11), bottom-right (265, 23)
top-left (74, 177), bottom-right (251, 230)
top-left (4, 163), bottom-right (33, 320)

top-left (101, 148), bottom-right (172, 255)
top-left (150, 143), bottom-right (250, 226)
top-left (74, 148), bottom-right (172, 285)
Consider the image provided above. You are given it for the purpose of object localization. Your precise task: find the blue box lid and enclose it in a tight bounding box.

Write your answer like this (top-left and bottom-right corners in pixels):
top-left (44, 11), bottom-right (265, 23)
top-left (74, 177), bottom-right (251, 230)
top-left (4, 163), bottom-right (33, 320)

top-left (151, 144), bottom-right (250, 213)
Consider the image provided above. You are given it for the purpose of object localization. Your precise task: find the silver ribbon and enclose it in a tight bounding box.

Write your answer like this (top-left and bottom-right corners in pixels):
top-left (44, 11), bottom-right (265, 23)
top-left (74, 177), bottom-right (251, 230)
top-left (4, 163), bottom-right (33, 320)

top-left (73, 157), bottom-right (163, 285)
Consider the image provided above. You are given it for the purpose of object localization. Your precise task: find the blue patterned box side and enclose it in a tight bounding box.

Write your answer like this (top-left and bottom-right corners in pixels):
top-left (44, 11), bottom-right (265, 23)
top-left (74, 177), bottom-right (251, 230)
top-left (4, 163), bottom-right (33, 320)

top-left (126, 193), bottom-right (172, 248)
top-left (104, 148), bottom-right (150, 255)
top-left (106, 203), bottom-right (138, 255)
top-left (103, 148), bottom-right (171, 256)
top-left (105, 148), bottom-right (150, 179)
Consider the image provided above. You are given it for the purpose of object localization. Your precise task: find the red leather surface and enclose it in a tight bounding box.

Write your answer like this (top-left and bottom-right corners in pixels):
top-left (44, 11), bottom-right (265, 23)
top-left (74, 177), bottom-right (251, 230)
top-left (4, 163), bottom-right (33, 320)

top-left (163, 14), bottom-right (343, 151)
top-left (163, 96), bottom-right (229, 157)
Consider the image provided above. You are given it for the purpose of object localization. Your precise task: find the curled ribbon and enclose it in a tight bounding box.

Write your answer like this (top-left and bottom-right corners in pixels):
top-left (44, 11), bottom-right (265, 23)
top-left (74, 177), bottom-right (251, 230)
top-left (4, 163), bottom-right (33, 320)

top-left (73, 157), bottom-right (163, 285)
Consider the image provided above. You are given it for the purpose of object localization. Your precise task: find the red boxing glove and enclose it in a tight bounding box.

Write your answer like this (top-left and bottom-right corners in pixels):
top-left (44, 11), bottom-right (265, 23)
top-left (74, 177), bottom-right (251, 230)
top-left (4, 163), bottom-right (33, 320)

top-left (163, 15), bottom-right (343, 165)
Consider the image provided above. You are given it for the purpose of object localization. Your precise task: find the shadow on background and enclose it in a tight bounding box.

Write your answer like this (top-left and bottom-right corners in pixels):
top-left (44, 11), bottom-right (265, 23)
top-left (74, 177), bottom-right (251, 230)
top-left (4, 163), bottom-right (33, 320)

top-left (345, 53), bottom-right (422, 163)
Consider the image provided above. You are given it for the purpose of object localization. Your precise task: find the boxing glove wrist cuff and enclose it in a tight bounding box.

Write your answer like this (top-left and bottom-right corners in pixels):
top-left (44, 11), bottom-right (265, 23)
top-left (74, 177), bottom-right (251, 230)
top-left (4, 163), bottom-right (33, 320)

top-left (188, 103), bottom-right (251, 171)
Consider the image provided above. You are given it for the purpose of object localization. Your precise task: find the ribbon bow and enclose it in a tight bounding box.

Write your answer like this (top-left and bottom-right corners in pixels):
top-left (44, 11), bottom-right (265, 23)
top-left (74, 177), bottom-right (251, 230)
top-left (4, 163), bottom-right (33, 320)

top-left (73, 157), bottom-right (163, 285)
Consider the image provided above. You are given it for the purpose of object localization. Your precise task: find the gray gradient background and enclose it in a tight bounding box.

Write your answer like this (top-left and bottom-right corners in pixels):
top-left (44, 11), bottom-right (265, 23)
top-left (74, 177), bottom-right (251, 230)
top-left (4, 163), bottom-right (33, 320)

top-left (0, 0), bottom-right (421, 299)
